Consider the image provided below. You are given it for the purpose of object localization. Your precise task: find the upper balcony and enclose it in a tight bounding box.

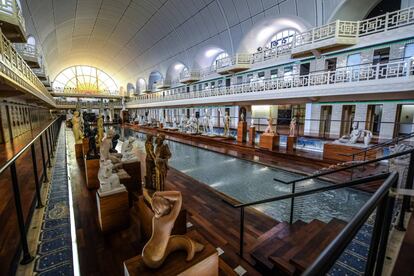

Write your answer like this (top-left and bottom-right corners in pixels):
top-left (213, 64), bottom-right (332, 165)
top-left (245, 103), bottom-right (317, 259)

top-left (14, 43), bottom-right (40, 68)
top-left (0, 0), bottom-right (26, 42)
top-left (55, 100), bottom-right (123, 109)
top-left (291, 6), bottom-right (414, 58)
top-left (155, 79), bottom-right (171, 89)
top-left (179, 70), bottom-right (200, 83)
top-left (127, 59), bottom-right (414, 108)
top-left (216, 54), bottom-right (251, 74)
top-left (33, 66), bottom-right (47, 80)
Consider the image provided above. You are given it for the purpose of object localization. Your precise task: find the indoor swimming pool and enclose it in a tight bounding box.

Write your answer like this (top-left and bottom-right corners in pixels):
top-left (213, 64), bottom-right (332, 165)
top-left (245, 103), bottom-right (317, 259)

top-left (122, 128), bottom-right (371, 223)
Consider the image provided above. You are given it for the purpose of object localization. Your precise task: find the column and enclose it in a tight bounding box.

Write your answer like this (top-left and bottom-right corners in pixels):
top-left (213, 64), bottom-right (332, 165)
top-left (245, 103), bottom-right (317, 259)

top-left (379, 103), bottom-right (398, 141)
top-left (329, 104), bottom-right (343, 139)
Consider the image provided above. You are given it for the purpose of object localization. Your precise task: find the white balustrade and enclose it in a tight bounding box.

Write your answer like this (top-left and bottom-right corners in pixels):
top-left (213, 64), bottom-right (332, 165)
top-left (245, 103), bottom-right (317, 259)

top-left (0, 0), bottom-right (26, 32)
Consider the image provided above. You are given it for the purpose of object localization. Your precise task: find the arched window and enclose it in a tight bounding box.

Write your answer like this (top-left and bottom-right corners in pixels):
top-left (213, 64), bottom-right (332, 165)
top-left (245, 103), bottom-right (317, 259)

top-left (266, 29), bottom-right (296, 49)
top-left (212, 52), bottom-right (229, 70)
top-left (52, 65), bottom-right (118, 95)
top-left (27, 36), bottom-right (36, 46)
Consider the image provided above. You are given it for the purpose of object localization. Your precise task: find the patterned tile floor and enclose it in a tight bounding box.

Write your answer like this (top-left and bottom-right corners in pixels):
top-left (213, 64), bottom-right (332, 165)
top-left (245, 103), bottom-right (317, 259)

top-left (33, 125), bottom-right (74, 275)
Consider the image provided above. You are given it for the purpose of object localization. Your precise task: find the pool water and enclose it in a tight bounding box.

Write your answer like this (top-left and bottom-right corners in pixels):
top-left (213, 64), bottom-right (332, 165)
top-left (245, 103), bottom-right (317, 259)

top-left (122, 128), bottom-right (371, 223)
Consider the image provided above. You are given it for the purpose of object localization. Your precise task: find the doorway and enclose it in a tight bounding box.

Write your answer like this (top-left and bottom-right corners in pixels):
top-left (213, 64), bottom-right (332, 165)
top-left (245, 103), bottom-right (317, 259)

top-left (225, 78), bottom-right (231, 87)
top-left (395, 104), bottom-right (414, 136)
top-left (300, 62), bottom-right (310, 75)
top-left (325, 58), bottom-right (337, 71)
top-left (365, 105), bottom-right (383, 136)
top-left (319, 106), bottom-right (332, 138)
top-left (340, 105), bottom-right (356, 137)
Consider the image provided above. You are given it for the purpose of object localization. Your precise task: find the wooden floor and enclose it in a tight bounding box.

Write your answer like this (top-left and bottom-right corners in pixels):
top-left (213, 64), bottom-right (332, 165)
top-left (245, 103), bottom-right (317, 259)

top-left (68, 128), bottom-right (277, 275)
top-left (0, 121), bottom-right (53, 275)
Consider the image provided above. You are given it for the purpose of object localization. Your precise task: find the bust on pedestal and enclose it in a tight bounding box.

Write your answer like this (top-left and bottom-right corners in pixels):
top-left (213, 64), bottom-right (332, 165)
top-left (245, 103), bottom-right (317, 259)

top-left (259, 117), bottom-right (279, 151)
top-left (249, 118), bottom-right (256, 146)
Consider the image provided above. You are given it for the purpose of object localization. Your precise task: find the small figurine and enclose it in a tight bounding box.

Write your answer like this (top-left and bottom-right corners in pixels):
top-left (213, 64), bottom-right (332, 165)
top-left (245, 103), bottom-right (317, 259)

top-left (154, 134), bottom-right (172, 191)
top-left (264, 116), bottom-right (274, 134)
top-left (72, 111), bottom-right (84, 144)
top-left (289, 117), bottom-right (297, 137)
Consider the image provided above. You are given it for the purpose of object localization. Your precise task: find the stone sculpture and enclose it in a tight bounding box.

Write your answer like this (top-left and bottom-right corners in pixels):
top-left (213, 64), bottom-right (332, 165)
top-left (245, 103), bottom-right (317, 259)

top-left (87, 127), bottom-right (98, 158)
top-left (121, 137), bottom-right (138, 162)
top-left (289, 117), bottom-right (297, 137)
top-left (98, 160), bottom-right (121, 192)
top-left (142, 191), bottom-right (204, 269)
top-left (223, 111), bottom-right (230, 137)
top-left (338, 122), bottom-right (362, 144)
top-left (264, 117), bottom-right (275, 134)
top-left (145, 134), bottom-right (157, 190)
top-left (100, 128), bottom-right (122, 168)
top-left (72, 111), bottom-right (84, 144)
top-left (155, 134), bottom-right (172, 191)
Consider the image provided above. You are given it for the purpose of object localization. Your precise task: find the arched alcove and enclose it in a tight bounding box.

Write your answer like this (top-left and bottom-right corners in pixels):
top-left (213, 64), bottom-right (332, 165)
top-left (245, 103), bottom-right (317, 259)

top-left (126, 83), bottom-right (135, 96)
top-left (165, 62), bottom-right (188, 83)
top-left (27, 35), bottom-right (36, 46)
top-left (238, 15), bottom-right (312, 53)
top-left (192, 45), bottom-right (230, 70)
top-left (136, 78), bottom-right (147, 94)
top-left (148, 71), bottom-right (163, 92)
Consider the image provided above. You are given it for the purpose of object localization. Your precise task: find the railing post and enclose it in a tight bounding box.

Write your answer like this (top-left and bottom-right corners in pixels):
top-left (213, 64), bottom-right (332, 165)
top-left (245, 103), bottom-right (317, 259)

top-left (45, 130), bottom-right (52, 167)
top-left (39, 135), bottom-right (48, 183)
top-left (239, 207), bottom-right (245, 258)
top-left (289, 181), bottom-right (296, 224)
top-left (10, 162), bottom-right (34, 265)
top-left (396, 151), bottom-right (414, 231)
top-left (30, 143), bottom-right (43, 209)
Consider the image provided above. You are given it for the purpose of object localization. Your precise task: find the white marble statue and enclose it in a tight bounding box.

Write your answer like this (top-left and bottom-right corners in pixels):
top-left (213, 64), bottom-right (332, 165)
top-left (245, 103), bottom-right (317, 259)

top-left (208, 115), bottom-right (214, 135)
top-left (250, 118), bottom-right (255, 128)
top-left (98, 160), bottom-right (121, 192)
top-left (121, 137), bottom-right (138, 162)
top-left (202, 110), bottom-right (209, 134)
top-left (338, 122), bottom-right (362, 144)
top-left (362, 130), bottom-right (373, 146)
top-left (100, 128), bottom-right (122, 168)
top-left (264, 117), bottom-right (275, 134)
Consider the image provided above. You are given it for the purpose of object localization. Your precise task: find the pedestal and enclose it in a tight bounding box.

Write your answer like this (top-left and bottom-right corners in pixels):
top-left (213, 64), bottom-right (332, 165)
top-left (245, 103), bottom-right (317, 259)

top-left (249, 127), bottom-right (256, 146)
top-left (96, 186), bottom-right (130, 232)
top-left (287, 136), bottom-right (297, 152)
top-left (82, 137), bottom-right (89, 157)
top-left (237, 121), bottom-right (247, 143)
top-left (259, 134), bottom-right (279, 151)
top-left (123, 230), bottom-right (219, 276)
top-left (323, 142), bottom-right (379, 162)
top-left (137, 196), bottom-right (187, 242)
top-left (122, 161), bottom-right (142, 206)
top-left (75, 143), bottom-right (83, 159)
top-left (85, 157), bottom-right (100, 189)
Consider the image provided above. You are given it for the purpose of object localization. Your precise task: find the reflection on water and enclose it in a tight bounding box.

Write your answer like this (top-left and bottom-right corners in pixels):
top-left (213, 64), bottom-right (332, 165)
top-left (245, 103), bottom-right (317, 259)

top-left (122, 128), bottom-right (371, 223)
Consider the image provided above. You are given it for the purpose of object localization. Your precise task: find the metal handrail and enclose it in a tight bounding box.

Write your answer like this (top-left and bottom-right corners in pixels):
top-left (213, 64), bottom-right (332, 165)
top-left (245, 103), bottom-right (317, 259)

top-left (272, 148), bottom-right (414, 185)
top-left (303, 172), bottom-right (399, 275)
top-left (0, 117), bottom-right (60, 175)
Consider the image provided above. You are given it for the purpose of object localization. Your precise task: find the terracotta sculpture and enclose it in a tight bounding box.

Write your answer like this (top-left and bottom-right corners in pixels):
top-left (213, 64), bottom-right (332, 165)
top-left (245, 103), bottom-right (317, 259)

top-left (142, 191), bottom-right (204, 269)
top-left (72, 111), bottom-right (84, 144)
top-left (289, 117), bottom-right (297, 137)
top-left (155, 134), bottom-right (172, 191)
top-left (145, 134), bottom-right (157, 190)
top-left (97, 115), bottom-right (104, 147)
top-left (264, 117), bottom-right (274, 134)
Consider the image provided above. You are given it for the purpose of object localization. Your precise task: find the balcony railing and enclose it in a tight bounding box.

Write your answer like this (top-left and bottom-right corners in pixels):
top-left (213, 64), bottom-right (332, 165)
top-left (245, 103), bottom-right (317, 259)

top-left (179, 70), bottom-right (201, 83)
top-left (216, 53), bottom-right (251, 73)
top-left (0, 0), bottom-right (26, 42)
top-left (128, 60), bottom-right (414, 105)
top-left (52, 87), bottom-right (122, 98)
top-left (55, 100), bottom-right (122, 109)
top-left (0, 31), bottom-right (54, 105)
top-left (14, 43), bottom-right (40, 67)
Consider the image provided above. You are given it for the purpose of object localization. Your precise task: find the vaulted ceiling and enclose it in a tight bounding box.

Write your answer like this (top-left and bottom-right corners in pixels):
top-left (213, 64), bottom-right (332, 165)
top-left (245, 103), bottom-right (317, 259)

top-left (21, 0), bottom-right (382, 88)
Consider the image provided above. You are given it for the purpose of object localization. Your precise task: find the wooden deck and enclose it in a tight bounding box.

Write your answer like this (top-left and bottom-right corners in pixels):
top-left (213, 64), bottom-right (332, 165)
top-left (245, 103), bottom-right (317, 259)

top-left (0, 121), bottom-right (53, 275)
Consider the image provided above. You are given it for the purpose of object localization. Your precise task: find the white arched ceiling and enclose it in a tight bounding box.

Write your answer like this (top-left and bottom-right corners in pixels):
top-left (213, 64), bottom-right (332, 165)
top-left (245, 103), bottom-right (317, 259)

top-left (328, 0), bottom-right (382, 22)
top-left (238, 15), bottom-right (312, 53)
top-left (165, 62), bottom-right (187, 83)
top-left (148, 71), bottom-right (163, 91)
top-left (21, 0), bottom-right (342, 87)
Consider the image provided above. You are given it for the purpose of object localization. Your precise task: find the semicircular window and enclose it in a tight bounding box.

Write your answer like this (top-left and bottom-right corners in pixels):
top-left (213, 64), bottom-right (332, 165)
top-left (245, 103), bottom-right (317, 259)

top-left (53, 65), bottom-right (118, 95)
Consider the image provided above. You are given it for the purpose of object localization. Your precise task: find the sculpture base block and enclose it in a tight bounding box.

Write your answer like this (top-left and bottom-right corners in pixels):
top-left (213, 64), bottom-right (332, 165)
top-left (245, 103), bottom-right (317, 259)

top-left (75, 143), bottom-right (83, 159)
top-left (259, 134), bottom-right (279, 151)
top-left (85, 157), bottom-right (100, 189)
top-left (122, 161), bottom-right (142, 206)
top-left (237, 122), bottom-right (247, 143)
top-left (287, 136), bottom-right (297, 152)
top-left (249, 127), bottom-right (256, 145)
top-left (96, 186), bottom-right (130, 232)
top-left (323, 142), bottom-right (379, 162)
top-left (137, 195), bottom-right (187, 242)
top-left (123, 230), bottom-right (218, 276)
top-left (82, 137), bottom-right (89, 157)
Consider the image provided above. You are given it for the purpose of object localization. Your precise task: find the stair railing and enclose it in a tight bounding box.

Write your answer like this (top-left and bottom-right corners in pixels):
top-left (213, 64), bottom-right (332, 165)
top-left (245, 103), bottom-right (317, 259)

top-left (223, 147), bottom-right (414, 263)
